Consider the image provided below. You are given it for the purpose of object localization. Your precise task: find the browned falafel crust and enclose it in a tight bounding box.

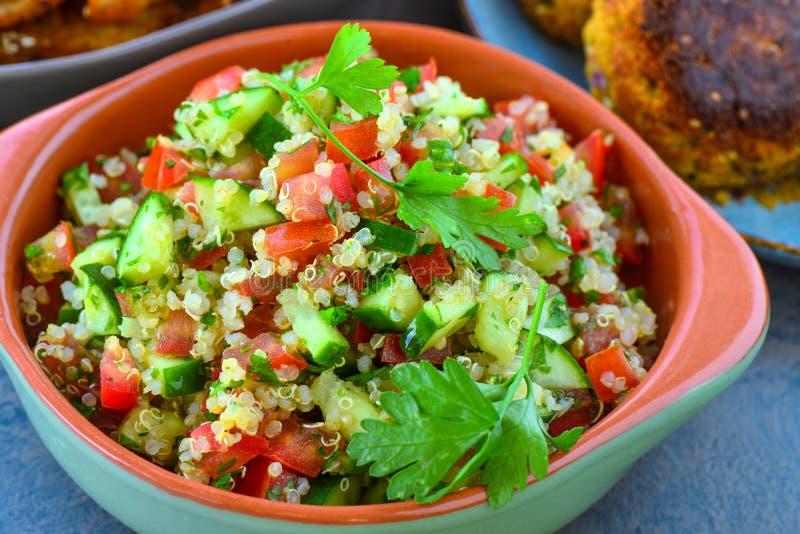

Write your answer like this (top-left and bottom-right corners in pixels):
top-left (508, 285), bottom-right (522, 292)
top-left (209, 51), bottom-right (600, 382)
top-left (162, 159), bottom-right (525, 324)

top-left (584, 0), bottom-right (800, 190)
top-left (519, 0), bottom-right (592, 46)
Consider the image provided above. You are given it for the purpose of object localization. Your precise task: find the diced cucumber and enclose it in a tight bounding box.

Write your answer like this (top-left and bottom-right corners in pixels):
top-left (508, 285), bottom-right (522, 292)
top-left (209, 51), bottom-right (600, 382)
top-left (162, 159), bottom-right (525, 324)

top-left (359, 477), bottom-right (389, 504)
top-left (118, 405), bottom-right (188, 467)
top-left (310, 369), bottom-right (381, 441)
top-left (354, 270), bottom-right (424, 332)
top-left (294, 79), bottom-right (338, 124)
top-left (400, 284), bottom-right (478, 358)
top-left (521, 234), bottom-right (573, 276)
top-left (187, 87), bottom-right (283, 156)
top-left (246, 112), bottom-right (291, 159)
top-left (57, 305), bottom-right (81, 325)
top-left (146, 353), bottom-right (205, 398)
top-left (427, 139), bottom-right (456, 172)
top-left (536, 292), bottom-right (576, 344)
top-left (358, 219), bottom-right (418, 256)
top-left (192, 177), bottom-right (283, 235)
top-left (80, 263), bottom-right (122, 335)
top-left (278, 288), bottom-right (349, 366)
top-left (71, 236), bottom-right (122, 286)
top-left (431, 95), bottom-right (490, 120)
top-left (116, 192), bottom-right (174, 286)
top-left (474, 272), bottom-right (528, 365)
top-left (61, 162), bottom-right (103, 226)
top-left (507, 178), bottom-right (542, 215)
top-left (485, 153), bottom-right (528, 189)
top-left (530, 335), bottom-right (591, 389)
top-left (302, 475), bottom-right (363, 505)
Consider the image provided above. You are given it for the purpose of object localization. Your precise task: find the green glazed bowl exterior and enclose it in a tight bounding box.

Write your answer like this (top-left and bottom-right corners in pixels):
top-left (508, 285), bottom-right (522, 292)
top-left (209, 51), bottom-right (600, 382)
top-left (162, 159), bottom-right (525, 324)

top-left (0, 21), bottom-right (769, 533)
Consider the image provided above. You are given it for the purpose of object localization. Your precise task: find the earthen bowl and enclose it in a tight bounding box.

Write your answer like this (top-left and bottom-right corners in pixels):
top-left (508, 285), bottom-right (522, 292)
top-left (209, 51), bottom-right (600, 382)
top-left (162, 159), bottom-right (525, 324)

top-left (0, 21), bottom-right (769, 533)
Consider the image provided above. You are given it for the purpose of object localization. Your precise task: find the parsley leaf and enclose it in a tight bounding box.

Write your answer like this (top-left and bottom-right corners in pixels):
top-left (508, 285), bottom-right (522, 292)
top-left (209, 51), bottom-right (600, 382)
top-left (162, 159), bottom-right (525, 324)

top-left (395, 161), bottom-right (546, 269)
top-left (543, 294), bottom-right (569, 328)
top-left (313, 23), bottom-right (399, 117)
top-left (249, 352), bottom-right (282, 385)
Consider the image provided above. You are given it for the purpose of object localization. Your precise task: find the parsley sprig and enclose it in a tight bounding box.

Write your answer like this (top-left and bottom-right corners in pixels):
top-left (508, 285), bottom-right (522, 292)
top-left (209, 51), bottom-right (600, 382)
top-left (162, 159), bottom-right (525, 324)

top-left (347, 281), bottom-right (584, 508)
top-left (256, 23), bottom-right (545, 270)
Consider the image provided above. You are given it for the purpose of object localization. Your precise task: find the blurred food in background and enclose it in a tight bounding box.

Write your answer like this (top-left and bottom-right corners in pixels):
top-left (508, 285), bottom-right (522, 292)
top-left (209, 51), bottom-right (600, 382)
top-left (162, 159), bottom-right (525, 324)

top-left (518, 0), bottom-right (592, 46)
top-left (1, 0), bottom-right (237, 64)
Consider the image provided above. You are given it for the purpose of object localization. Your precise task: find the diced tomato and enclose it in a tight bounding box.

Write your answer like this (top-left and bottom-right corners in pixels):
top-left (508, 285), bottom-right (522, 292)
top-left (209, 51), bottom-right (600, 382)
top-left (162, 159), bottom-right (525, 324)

top-left (574, 130), bottom-right (611, 195)
top-left (263, 221), bottom-right (338, 267)
top-left (281, 163), bottom-right (351, 222)
top-left (25, 221), bottom-right (77, 283)
top-left (381, 333), bottom-right (451, 365)
top-left (141, 138), bottom-right (192, 191)
top-left (304, 257), bottom-right (346, 292)
top-left (297, 55), bottom-right (326, 78)
top-left (177, 180), bottom-right (198, 216)
top-left (559, 203), bottom-right (590, 253)
top-left (155, 310), bottom-right (197, 357)
top-left (577, 319), bottom-right (620, 359)
top-left (211, 151), bottom-right (266, 182)
top-left (326, 163), bottom-right (354, 203)
top-left (189, 65), bottom-right (246, 101)
top-left (72, 225), bottom-right (99, 250)
top-left (351, 158), bottom-right (398, 217)
top-left (223, 332), bottom-right (308, 375)
top-left (89, 157), bottom-right (142, 203)
top-left (99, 338), bottom-right (140, 412)
top-left (585, 344), bottom-right (640, 403)
top-left (483, 182), bottom-right (517, 211)
top-left (396, 140), bottom-right (426, 167)
top-left (477, 116), bottom-right (523, 154)
top-left (523, 152), bottom-right (554, 185)
top-left (406, 242), bottom-right (452, 288)
top-left (274, 141), bottom-right (320, 188)
top-left (196, 433), bottom-right (271, 478)
top-left (353, 321), bottom-right (373, 346)
top-left (234, 457), bottom-right (301, 501)
top-left (236, 274), bottom-right (292, 301)
top-left (418, 57), bottom-right (438, 89)
top-left (263, 416), bottom-right (337, 477)
top-left (187, 246), bottom-right (227, 270)
top-left (326, 118), bottom-right (379, 165)
top-left (603, 186), bottom-right (643, 265)
top-left (387, 80), bottom-right (406, 103)
top-left (493, 95), bottom-right (553, 135)
top-left (350, 269), bottom-right (364, 295)
top-left (240, 303), bottom-right (277, 339)
top-left (547, 403), bottom-right (594, 437)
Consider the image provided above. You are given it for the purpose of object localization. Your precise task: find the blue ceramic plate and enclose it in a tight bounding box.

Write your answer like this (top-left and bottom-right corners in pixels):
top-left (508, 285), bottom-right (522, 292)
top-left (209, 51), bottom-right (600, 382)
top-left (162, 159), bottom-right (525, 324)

top-left (459, 0), bottom-right (800, 267)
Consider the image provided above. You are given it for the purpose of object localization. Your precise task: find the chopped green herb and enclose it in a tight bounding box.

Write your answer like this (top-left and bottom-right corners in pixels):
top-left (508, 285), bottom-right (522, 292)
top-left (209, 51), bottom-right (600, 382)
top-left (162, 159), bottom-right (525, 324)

top-left (569, 257), bottom-right (586, 284)
top-left (24, 244), bottom-right (44, 260)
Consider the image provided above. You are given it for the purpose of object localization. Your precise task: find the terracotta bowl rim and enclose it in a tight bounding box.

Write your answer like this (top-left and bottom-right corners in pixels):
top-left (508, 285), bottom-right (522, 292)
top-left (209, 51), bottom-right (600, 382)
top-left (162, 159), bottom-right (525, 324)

top-left (0, 20), bottom-right (768, 526)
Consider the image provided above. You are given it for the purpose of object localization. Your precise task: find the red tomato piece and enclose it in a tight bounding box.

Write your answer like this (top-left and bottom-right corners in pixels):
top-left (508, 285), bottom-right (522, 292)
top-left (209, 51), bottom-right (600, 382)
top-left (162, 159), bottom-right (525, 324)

top-left (25, 221), bottom-right (77, 283)
top-left (223, 332), bottom-right (308, 375)
top-left (211, 151), bottom-right (266, 182)
top-left (559, 202), bottom-right (591, 253)
top-left (351, 158), bottom-right (398, 217)
top-left (387, 80), bottom-right (406, 103)
top-left (547, 404), bottom-right (594, 437)
top-left (523, 152), bottom-right (554, 185)
top-left (280, 172), bottom-right (330, 222)
top-left (395, 140), bottom-right (427, 167)
top-left (483, 182), bottom-right (517, 212)
top-left (99, 338), bottom-right (140, 412)
top-left (263, 416), bottom-right (336, 478)
top-left (263, 221), bottom-right (338, 267)
top-left (72, 225), bottom-right (99, 250)
top-left (236, 274), bottom-right (292, 300)
top-left (141, 138), bottom-right (192, 191)
top-left (326, 118), bottom-right (379, 164)
top-left (297, 55), bottom-right (326, 78)
top-left (418, 57), bottom-right (438, 89)
top-left (493, 95), bottom-right (553, 135)
top-left (353, 321), bottom-right (373, 346)
top-left (90, 157), bottom-right (142, 203)
top-left (197, 433), bottom-right (271, 478)
top-left (574, 130), bottom-right (611, 195)
top-left (477, 116), bottom-right (523, 154)
top-left (177, 180), bottom-right (198, 216)
top-left (381, 333), bottom-right (451, 365)
top-left (585, 344), bottom-right (640, 403)
top-left (239, 303), bottom-right (277, 339)
top-left (155, 310), bottom-right (197, 357)
top-left (603, 186), bottom-right (643, 265)
top-left (274, 141), bottom-right (320, 188)
top-left (406, 242), bottom-right (453, 288)
top-left (189, 65), bottom-right (246, 102)
top-left (188, 246), bottom-right (227, 270)
top-left (326, 162), bottom-right (354, 203)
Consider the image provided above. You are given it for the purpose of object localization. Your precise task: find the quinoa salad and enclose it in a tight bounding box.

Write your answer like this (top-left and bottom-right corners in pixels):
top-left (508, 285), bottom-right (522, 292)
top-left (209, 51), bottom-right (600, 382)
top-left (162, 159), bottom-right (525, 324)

top-left (19, 25), bottom-right (658, 508)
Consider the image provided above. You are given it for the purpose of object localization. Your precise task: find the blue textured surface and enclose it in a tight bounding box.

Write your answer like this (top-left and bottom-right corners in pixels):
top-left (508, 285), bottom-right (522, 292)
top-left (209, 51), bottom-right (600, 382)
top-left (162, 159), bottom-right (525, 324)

top-left (461, 0), bottom-right (800, 269)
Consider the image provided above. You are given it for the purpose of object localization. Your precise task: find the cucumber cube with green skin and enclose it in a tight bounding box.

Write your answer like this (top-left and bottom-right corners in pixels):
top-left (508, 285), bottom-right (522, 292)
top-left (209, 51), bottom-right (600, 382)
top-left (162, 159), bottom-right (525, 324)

top-left (359, 477), bottom-right (390, 504)
top-left (118, 405), bottom-right (188, 467)
top-left (192, 177), bottom-right (283, 235)
top-left (400, 284), bottom-right (478, 358)
top-left (474, 272), bottom-right (529, 365)
top-left (146, 353), bottom-right (205, 398)
top-left (507, 178), bottom-right (543, 215)
top-left (530, 335), bottom-right (591, 390)
top-left (79, 263), bottom-right (122, 336)
top-left (357, 219), bottom-right (418, 256)
top-left (71, 236), bottom-right (122, 287)
top-left (116, 192), bottom-right (174, 286)
top-left (246, 112), bottom-right (291, 159)
top-left (536, 292), bottom-right (576, 344)
top-left (430, 95), bottom-right (490, 120)
top-left (187, 87), bottom-right (284, 156)
top-left (61, 162), bottom-right (103, 226)
top-left (521, 234), bottom-right (573, 277)
top-left (485, 153), bottom-right (528, 189)
top-left (355, 270), bottom-right (424, 332)
top-left (310, 369), bottom-right (381, 441)
top-left (302, 475), bottom-right (363, 505)
top-left (277, 288), bottom-right (350, 367)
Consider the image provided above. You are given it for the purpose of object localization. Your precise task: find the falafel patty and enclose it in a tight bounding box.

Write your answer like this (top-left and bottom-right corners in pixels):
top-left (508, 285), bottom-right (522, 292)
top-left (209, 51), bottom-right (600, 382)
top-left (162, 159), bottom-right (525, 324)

top-left (519, 0), bottom-right (592, 46)
top-left (584, 0), bottom-right (800, 190)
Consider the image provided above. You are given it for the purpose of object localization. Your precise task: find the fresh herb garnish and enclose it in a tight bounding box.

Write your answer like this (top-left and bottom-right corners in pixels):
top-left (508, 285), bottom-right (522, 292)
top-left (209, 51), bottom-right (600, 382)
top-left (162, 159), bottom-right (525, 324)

top-left (24, 244), bottom-right (44, 260)
top-left (348, 281), bottom-right (583, 508)
top-left (255, 23), bottom-right (545, 270)
top-left (319, 305), bottom-right (352, 327)
top-left (250, 351), bottom-right (282, 385)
